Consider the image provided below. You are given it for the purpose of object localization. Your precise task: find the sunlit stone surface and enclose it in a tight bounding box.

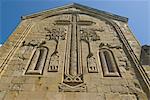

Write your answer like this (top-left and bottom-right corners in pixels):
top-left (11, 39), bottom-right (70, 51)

top-left (0, 3), bottom-right (149, 100)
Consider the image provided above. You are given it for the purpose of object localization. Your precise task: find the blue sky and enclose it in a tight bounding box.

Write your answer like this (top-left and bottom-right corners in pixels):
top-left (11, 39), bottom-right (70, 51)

top-left (0, 0), bottom-right (150, 45)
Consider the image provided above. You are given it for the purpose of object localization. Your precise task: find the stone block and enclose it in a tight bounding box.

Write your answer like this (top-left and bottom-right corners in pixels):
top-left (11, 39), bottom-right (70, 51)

top-left (105, 93), bottom-right (121, 100)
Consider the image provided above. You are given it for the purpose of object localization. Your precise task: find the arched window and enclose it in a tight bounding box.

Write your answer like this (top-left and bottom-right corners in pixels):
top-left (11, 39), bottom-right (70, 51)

top-left (99, 49), bottom-right (120, 77)
top-left (25, 47), bottom-right (48, 75)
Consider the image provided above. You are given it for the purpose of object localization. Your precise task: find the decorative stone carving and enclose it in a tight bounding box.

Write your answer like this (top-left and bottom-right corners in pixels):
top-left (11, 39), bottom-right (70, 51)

top-left (45, 27), bottom-right (66, 41)
top-left (87, 56), bottom-right (98, 73)
top-left (45, 27), bottom-right (67, 72)
top-left (18, 46), bottom-right (29, 61)
top-left (0, 4), bottom-right (149, 100)
top-left (99, 43), bottom-right (121, 77)
top-left (25, 46), bottom-right (48, 75)
top-left (80, 28), bottom-right (100, 73)
top-left (58, 83), bottom-right (86, 92)
top-left (80, 28), bottom-right (101, 41)
top-left (48, 53), bottom-right (59, 72)
top-left (0, 22), bottom-right (33, 74)
top-left (21, 40), bottom-right (46, 48)
top-left (99, 42), bottom-right (122, 49)
top-left (23, 40), bottom-right (48, 75)
top-left (55, 14), bottom-right (97, 92)
top-left (63, 75), bottom-right (83, 84)
top-left (19, 40), bottom-right (45, 60)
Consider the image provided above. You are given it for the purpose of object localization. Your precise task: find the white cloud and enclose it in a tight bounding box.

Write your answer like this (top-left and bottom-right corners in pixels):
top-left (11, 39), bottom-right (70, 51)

top-left (0, 44), bottom-right (2, 47)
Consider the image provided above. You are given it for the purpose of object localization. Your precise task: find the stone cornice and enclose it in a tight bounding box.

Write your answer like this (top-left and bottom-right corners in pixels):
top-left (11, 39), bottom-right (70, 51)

top-left (21, 3), bottom-right (128, 22)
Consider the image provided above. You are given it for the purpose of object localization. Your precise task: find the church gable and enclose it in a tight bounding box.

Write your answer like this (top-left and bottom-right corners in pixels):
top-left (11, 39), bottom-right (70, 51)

top-left (21, 3), bottom-right (128, 22)
top-left (0, 3), bottom-right (149, 100)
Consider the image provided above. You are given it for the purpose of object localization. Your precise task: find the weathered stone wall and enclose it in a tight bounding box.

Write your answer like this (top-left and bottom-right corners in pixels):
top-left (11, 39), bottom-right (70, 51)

top-left (114, 21), bottom-right (141, 60)
top-left (0, 5), bottom-right (149, 100)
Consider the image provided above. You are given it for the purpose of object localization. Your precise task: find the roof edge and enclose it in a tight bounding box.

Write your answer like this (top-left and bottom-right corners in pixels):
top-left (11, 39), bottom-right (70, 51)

top-left (21, 3), bottom-right (128, 22)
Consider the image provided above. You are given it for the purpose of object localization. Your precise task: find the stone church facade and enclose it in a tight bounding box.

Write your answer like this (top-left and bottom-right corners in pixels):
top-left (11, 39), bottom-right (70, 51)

top-left (0, 3), bottom-right (149, 100)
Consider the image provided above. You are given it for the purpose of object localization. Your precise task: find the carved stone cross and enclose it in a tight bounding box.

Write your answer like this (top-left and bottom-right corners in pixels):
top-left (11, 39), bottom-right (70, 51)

top-left (55, 14), bottom-right (94, 78)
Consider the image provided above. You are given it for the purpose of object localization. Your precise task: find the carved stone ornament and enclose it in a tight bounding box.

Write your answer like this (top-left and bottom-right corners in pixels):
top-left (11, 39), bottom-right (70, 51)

top-left (99, 42), bottom-right (122, 49)
top-left (22, 40), bottom-right (48, 75)
top-left (80, 28), bottom-right (100, 73)
top-left (19, 40), bottom-right (46, 61)
top-left (45, 27), bottom-right (67, 41)
top-left (80, 28), bottom-right (101, 41)
top-left (58, 83), bottom-right (87, 92)
top-left (48, 53), bottom-right (59, 72)
top-left (87, 56), bottom-right (98, 73)
top-left (63, 75), bottom-right (83, 84)
top-left (0, 4), bottom-right (149, 99)
top-left (21, 40), bottom-right (46, 48)
top-left (99, 43), bottom-right (121, 77)
top-left (45, 27), bottom-right (67, 72)
top-left (56, 14), bottom-right (100, 92)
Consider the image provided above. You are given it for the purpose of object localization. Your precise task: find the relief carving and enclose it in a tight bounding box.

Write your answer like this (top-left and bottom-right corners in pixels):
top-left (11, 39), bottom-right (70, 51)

top-left (18, 46), bottom-right (29, 61)
top-left (45, 27), bottom-right (67, 72)
top-left (58, 83), bottom-right (86, 92)
top-left (22, 40), bottom-right (48, 75)
top-left (22, 40), bottom-right (45, 47)
top-left (80, 28), bottom-right (100, 73)
top-left (45, 27), bottom-right (66, 41)
top-left (48, 53), bottom-right (59, 72)
top-left (0, 22), bottom-right (33, 74)
top-left (57, 14), bottom-right (97, 92)
top-left (63, 75), bottom-right (83, 84)
top-left (87, 57), bottom-right (97, 73)
top-left (19, 40), bottom-right (45, 60)
top-left (99, 42), bottom-right (122, 49)
top-left (99, 43), bottom-right (121, 77)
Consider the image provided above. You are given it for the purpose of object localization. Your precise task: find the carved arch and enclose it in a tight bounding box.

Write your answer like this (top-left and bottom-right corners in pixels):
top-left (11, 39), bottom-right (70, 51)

top-left (99, 48), bottom-right (120, 77)
top-left (25, 46), bottom-right (48, 75)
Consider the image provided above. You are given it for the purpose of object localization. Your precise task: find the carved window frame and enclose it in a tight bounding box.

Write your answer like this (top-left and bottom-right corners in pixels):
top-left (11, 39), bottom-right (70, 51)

top-left (25, 46), bottom-right (48, 75)
top-left (99, 48), bottom-right (120, 77)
